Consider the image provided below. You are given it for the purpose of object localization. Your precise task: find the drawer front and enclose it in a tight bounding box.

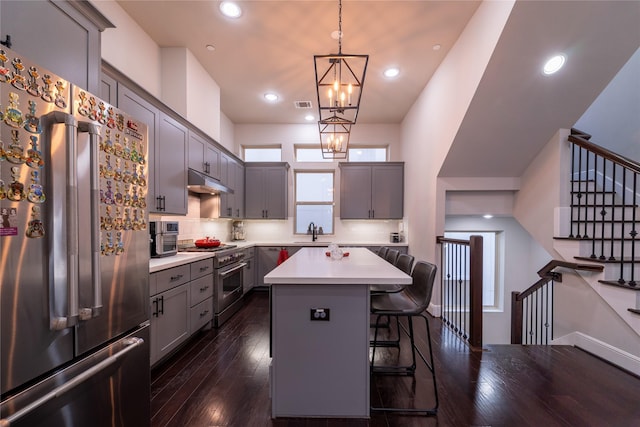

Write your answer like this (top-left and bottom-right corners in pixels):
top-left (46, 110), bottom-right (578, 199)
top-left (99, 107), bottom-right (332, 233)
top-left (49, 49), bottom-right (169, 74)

top-left (244, 247), bottom-right (255, 258)
top-left (190, 274), bottom-right (214, 306)
top-left (154, 264), bottom-right (191, 295)
top-left (191, 258), bottom-right (214, 280)
top-left (190, 297), bottom-right (213, 333)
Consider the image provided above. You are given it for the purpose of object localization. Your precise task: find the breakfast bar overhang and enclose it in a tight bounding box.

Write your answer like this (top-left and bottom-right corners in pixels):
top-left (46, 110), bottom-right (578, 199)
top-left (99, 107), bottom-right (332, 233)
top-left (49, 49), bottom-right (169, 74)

top-left (264, 247), bottom-right (412, 418)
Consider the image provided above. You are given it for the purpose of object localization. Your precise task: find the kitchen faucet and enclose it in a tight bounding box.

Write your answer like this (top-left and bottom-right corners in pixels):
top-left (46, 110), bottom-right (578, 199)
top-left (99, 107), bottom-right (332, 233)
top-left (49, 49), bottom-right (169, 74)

top-left (309, 222), bottom-right (317, 242)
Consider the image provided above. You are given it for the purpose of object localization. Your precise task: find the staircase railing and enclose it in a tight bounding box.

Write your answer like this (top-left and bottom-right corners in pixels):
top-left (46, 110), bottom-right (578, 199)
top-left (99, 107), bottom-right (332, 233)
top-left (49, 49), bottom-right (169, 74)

top-left (568, 129), bottom-right (640, 315)
top-left (511, 260), bottom-right (603, 344)
top-left (436, 235), bottom-right (483, 349)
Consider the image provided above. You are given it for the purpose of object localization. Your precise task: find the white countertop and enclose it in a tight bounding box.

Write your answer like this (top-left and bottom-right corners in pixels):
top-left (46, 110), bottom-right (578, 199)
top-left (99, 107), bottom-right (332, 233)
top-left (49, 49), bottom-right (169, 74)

top-left (264, 247), bottom-right (412, 285)
top-left (149, 252), bottom-right (215, 273)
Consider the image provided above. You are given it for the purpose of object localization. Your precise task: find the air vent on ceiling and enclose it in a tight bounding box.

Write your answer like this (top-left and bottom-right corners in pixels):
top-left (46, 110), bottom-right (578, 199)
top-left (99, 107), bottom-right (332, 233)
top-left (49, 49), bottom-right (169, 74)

top-left (294, 101), bottom-right (313, 109)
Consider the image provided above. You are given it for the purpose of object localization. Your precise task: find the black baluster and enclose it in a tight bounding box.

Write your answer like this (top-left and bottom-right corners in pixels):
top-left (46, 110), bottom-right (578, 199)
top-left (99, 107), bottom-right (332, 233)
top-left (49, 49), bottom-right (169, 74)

top-left (576, 146), bottom-right (584, 238)
top-left (570, 143), bottom-right (577, 238)
top-left (599, 159), bottom-right (608, 260)
top-left (630, 172), bottom-right (638, 287)
top-left (610, 164), bottom-right (617, 261)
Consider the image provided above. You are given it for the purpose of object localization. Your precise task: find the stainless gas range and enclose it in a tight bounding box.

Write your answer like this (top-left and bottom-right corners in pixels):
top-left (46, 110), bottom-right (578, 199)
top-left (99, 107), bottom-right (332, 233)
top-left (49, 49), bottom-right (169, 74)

top-left (179, 245), bottom-right (246, 327)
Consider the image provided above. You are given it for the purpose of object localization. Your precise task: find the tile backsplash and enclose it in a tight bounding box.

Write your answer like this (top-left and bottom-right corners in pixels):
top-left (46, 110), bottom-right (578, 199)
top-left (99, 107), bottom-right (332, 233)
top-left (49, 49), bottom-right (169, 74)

top-left (153, 193), bottom-right (406, 244)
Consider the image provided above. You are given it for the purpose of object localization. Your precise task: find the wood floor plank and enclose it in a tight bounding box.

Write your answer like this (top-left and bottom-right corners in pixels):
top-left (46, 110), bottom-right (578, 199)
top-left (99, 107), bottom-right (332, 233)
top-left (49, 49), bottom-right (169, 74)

top-left (151, 290), bottom-right (640, 427)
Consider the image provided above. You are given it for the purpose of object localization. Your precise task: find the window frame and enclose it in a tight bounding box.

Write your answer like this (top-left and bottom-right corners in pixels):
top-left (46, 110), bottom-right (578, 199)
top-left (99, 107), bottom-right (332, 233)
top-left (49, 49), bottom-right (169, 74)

top-left (242, 144), bottom-right (282, 162)
top-left (294, 169), bottom-right (335, 235)
top-left (347, 145), bottom-right (389, 162)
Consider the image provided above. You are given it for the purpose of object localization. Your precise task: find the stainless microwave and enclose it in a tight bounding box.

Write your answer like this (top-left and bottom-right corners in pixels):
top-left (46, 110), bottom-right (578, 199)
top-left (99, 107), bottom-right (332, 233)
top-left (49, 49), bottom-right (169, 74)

top-left (149, 221), bottom-right (179, 258)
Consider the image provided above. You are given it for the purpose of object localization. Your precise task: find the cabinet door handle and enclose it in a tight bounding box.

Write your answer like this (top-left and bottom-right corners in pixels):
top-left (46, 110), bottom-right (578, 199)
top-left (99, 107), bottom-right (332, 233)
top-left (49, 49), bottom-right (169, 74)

top-left (371, 209), bottom-right (374, 218)
top-left (156, 196), bottom-right (163, 211)
top-left (158, 296), bottom-right (164, 315)
top-left (200, 309), bottom-right (209, 318)
top-left (152, 298), bottom-right (159, 317)
top-left (199, 266), bottom-right (209, 272)
top-left (170, 274), bottom-right (183, 282)
top-left (200, 285), bottom-right (209, 292)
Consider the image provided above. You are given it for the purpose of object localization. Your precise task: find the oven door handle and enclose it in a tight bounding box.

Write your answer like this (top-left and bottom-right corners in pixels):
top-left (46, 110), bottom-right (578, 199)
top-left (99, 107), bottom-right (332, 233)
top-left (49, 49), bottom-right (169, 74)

top-left (218, 263), bottom-right (247, 278)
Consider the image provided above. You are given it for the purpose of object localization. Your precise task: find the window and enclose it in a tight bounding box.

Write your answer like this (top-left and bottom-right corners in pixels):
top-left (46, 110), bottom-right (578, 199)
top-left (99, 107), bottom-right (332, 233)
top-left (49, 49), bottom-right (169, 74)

top-left (243, 146), bottom-right (282, 161)
top-left (443, 231), bottom-right (499, 309)
top-left (348, 146), bottom-right (387, 162)
top-left (295, 145), bottom-right (332, 162)
top-left (295, 171), bottom-right (334, 234)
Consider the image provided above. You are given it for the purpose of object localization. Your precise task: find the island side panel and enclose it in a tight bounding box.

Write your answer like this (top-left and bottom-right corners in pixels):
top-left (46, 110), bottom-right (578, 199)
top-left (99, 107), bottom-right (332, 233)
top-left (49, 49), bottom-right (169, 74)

top-left (271, 283), bottom-right (370, 418)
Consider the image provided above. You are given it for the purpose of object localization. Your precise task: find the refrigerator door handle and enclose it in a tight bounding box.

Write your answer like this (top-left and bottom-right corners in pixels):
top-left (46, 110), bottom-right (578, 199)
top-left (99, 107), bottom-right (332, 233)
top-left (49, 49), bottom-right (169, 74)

top-left (0, 337), bottom-right (145, 426)
top-left (77, 122), bottom-right (102, 321)
top-left (42, 111), bottom-right (80, 331)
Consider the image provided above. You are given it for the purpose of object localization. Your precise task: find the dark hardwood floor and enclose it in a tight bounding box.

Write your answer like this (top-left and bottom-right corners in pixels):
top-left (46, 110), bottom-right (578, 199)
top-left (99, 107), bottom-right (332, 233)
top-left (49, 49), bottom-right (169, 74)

top-left (151, 290), bottom-right (640, 427)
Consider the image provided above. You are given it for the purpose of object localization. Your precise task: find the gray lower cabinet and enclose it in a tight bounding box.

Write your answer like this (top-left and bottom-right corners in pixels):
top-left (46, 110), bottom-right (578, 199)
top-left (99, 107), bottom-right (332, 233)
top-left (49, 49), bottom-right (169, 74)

top-left (149, 264), bottom-right (191, 366)
top-left (150, 258), bottom-right (214, 366)
top-left (0, 0), bottom-right (109, 94)
top-left (188, 131), bottom-right (221, 180)
top-left (257, 246), bottom-right (300, 287)
top-left (156, 112), bottom-right (188, 214)
top-left (339, 162), bottom-right (404, 219)
top-left (245, 163), bottom-right (289, 219)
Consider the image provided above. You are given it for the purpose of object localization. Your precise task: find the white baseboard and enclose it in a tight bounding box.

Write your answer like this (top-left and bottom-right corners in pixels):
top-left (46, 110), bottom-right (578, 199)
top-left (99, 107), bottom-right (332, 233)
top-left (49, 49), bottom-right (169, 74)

top-left (427, 303), bottom-right (441, 318)
top-left (552, 332), bottom-right (640, 376)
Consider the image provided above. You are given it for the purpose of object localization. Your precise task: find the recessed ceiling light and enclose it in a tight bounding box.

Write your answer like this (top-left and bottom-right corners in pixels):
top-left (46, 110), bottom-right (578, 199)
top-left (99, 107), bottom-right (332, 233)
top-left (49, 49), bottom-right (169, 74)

top-left (383, 67), bottom-right (400, 78)
top-left (432, 44), bottom-right (442, 51)
top-left (219, 1), bottom-right (242, 18)
top-left (483, 214), bottom-right (494, 219)
top-left (264, 93), bottom-right (278, 102)
top-left (206, 44), bottom-right (215, 52)
top-left (543, 54), bottom-right (566, 75)
top-left (304, 114), bottom-right (315, 121)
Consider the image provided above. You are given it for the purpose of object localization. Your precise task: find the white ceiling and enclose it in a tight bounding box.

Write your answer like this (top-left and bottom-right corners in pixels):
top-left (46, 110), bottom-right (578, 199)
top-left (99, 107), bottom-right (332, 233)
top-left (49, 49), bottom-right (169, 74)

top-left (116, 0), bottom-right (481, 124)
top-left (116, 0), bottom-right (640, 177)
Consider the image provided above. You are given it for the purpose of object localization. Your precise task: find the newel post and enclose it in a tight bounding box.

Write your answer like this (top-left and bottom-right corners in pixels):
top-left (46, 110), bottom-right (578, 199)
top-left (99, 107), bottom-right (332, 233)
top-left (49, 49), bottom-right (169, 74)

top-left (468, 235), bottom-right (483, 349)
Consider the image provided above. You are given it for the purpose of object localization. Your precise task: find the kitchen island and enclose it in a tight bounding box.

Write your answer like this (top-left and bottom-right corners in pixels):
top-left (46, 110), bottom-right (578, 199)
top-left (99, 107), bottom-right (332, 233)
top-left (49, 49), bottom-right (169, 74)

top-left (264, 247), bottom-right (411, 418)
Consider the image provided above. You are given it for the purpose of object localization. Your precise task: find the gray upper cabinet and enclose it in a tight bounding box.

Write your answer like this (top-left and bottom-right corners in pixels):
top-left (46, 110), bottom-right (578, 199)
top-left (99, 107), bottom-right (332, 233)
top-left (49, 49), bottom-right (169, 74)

top-left (220, 154), bottom-right (244, 218)
top-left (245, 163), bottom-right (289, 219)
top-left (117, 84), bottom-right (160, 213)
top-left (100, 73), bottom-right (118, 105)
top-left (0, 0), bottom-right (112, 94)
top-left (156, 113), bottom-right (188, 214)
top-left (188, 132), bottom-right (221, 180)
top-left (340, 162), bottom-right (404, 219)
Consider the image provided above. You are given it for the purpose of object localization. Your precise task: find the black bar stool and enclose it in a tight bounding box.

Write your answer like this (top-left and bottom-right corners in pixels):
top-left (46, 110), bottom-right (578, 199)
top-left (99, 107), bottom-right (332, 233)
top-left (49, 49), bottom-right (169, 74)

top-left (370, 261), bottom-right (439, 415)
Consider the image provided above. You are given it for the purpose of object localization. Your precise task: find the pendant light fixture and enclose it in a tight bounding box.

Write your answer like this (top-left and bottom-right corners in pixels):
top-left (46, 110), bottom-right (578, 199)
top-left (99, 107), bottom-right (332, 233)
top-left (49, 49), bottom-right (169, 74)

top-left (314, 0), bottom-right (368, 159)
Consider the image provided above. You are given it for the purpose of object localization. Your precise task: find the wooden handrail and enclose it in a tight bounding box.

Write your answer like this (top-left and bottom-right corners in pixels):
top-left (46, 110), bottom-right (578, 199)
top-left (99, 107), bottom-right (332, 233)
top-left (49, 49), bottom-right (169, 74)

top-left (570, 128), bottom-right (640, 175)
top-left (515, 260), bottom-right (603, 301)
top-left (511, 260), bottom-right (603, 344)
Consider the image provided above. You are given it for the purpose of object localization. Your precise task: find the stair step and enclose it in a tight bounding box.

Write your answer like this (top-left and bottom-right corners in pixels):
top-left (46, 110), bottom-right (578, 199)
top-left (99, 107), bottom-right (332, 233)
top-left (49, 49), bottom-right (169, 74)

top-left (571, 203), bottom-right (639, 208)
top-left (598, 280), bottom-right (640, 290)
top-left (574, 256), bottom-right (640, 264)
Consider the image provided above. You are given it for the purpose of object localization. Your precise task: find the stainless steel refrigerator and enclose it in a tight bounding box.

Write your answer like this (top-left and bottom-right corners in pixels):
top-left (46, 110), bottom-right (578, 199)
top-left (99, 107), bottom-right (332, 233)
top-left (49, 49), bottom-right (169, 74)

top-left (0, 46), bottom-right (150, 426)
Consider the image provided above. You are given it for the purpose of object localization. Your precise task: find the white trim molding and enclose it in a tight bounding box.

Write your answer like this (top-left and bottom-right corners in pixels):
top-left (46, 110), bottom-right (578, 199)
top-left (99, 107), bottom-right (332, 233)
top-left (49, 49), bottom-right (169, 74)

top-left (552, 332), bottom-right (640, 377)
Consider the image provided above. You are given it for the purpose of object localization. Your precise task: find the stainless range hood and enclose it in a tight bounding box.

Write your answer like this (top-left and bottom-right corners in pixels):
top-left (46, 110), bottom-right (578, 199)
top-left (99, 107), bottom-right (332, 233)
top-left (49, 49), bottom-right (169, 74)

top-left (187, 168), bottom-right (233, 194)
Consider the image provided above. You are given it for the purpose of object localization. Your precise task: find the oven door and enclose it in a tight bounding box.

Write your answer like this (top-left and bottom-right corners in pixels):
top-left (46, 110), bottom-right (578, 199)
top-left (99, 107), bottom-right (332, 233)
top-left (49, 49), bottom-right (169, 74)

top-left (216, 262), bottom-right (246, 313)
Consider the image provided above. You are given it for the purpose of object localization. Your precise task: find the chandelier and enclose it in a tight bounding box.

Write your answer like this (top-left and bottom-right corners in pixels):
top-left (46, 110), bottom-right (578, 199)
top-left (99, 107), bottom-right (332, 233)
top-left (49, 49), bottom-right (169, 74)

top-left (314, 0), bottom-right (368, 159)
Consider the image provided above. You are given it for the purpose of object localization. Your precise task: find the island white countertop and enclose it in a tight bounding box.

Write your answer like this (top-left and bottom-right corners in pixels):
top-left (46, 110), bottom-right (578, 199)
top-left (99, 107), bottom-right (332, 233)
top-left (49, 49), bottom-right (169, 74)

top-left (264, 247), bottom-right (412, 286)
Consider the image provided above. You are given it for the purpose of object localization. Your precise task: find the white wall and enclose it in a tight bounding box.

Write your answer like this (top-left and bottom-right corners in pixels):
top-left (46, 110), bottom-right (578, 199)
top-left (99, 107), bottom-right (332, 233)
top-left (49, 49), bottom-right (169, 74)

top-left (401, 0), bottom-right (515, 306)
top-left (92, 0), bottom-right (162, 98)
top-left (575, 47), bottom-right (640, 160)
top-left (91, 0), bottom-right (224, 145)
